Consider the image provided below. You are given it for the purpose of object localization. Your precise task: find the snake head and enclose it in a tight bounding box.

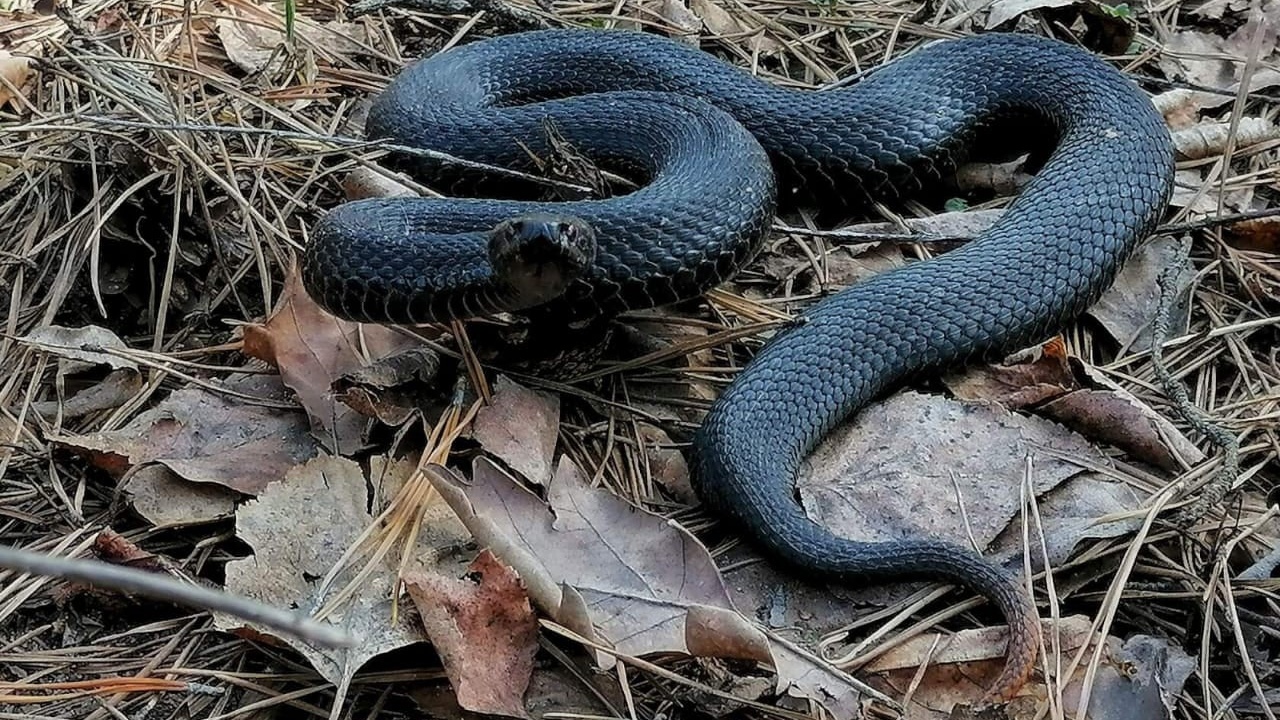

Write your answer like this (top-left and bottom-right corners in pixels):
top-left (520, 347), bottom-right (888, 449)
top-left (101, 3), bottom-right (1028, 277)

top-left (489, 214), bottom-right (598, 309)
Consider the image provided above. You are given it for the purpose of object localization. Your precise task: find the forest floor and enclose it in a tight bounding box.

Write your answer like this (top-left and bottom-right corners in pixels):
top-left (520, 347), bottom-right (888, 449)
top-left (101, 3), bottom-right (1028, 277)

top-left (0, 0), bottom-right (1278, 718)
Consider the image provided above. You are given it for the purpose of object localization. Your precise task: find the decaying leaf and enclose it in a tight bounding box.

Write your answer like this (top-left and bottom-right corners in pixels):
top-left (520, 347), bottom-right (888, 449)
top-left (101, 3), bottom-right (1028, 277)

top-left (410, 661), bottom-right (628, 720)
top-left (1088, 235), bottom-right (1195, 353)
top-left (216, 2), bottom-right (369, 75)
top-left (428, 456), bottom-right (864, 718)
top-left (471, 375), bottom-right (560, 487)
top-left (862, 616), bottom-right (1195, 718)
top-left (1158, 18), bottom-right (1280, 112)
top-left (798, 389), bottom-right (1109, 560)
top-left (1040, 384), bottom-right (1206, 472)
top-left (18, 324), bottom-right (138, 372)
top-left (985, 0), bottom-right (1078, 28)
top-left (243, 264), bottom-right (417, 455)
top-left (944, 337), bottom-right (1075, 409)
top-left (124, 464), bottom-right (239, 528)
top-left (1225, 213), bottom-right (1280, 253)
top-left (0, 49), bottom-right (34, 109)
top-left (215, 455), bottom-right (429, 692)
top-left (688, 0), bottom-right (782, 54)
top-left (989, 470), bottom-right (1145, 566)
top-left (48, 374), bottom-right (317, 496)
top-left (405, 550), bottom-right (540, 718)
top-left (333, 345), bottom-right (448, 427)
top-left (31, 367), bottom-right (144, 421)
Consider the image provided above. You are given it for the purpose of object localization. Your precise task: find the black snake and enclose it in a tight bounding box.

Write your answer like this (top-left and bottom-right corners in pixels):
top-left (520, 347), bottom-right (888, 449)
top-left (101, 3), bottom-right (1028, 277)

top-left (301, 27), bottom-right (1175, 701)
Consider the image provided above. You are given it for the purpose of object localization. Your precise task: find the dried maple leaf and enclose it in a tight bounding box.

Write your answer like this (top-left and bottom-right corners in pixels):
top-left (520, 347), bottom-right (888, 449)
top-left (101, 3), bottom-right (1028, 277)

top-left (49, 375), bottom-right (317, 496)
top-left (427, 455), bottom-right (864, 717)
top-left (215, 455), bottom-right (431, 694)
top-left (405, 550), bottom-right (539, 718)
top-left (242, 264), bottom-right (417, 455)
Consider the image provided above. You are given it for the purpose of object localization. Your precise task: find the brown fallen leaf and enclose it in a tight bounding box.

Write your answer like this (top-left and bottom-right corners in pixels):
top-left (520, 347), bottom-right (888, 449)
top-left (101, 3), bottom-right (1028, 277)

top-left (758, 235), bottom-right (907, 296)
top-left (427, 456), bottom-right (864, 718)
top-left (1225, 213), bottom-right (1280, 253)
top-left (405, 550), bottom-right (539, 719)
top-left (1087, 235), bottom-right (1195, 354)
top-left (332, 345), bottom-right (449, 427)
top-left (798, 389), bottom-right (1108, 560)
top-left (123, 464), bottom-right (239, 528)
top-left (638, 422), bottom-right (696, 504)
top-left (242, 264), bottom-right (418, 455)
top-left (989, 470), bottom-right (1144, 567)
top-left (215, 455), bottom-right (430, 694)
top-left (48, 374), bottom-right (317, 496)
top-left (18, 324), bottom-right (139, 372)
top-left (862, 616), bottom-right (1195, 718)
top-left (410, 659), bottom-right (628, 720)
top-left (216, 1), bottom-right (369, 75)
top-left (1039, 368), bottom-right (1207, 471)
top-left (0, 49), bottom-right (33, 109)
top-left (471, 376), bottom-right (560, 487)
top-left (31, 368), bottom-right (144, 421)
top-left (944, 337), bottom-right (1075, 410)
top-left (1157, 19), bottom-right (1280, 112)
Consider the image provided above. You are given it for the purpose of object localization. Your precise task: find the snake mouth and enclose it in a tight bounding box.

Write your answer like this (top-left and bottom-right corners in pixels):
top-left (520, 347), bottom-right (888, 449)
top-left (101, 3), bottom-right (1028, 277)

top-left (489, 214), bottom-right (599, 307)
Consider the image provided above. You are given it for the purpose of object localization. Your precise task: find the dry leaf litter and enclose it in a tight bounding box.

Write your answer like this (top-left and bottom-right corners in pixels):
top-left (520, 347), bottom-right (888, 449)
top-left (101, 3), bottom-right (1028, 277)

top-left (0, 0), bottom-right (1277, 718)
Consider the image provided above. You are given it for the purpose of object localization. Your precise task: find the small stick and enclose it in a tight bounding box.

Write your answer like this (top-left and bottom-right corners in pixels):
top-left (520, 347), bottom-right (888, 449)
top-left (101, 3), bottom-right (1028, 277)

top-left (0, 544), bottom-right (355, 648)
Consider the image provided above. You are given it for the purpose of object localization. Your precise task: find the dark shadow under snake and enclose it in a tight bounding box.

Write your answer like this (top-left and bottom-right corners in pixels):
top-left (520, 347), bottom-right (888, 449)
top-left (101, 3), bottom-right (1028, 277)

top-left (301, 27), bottom-right (1175, 702)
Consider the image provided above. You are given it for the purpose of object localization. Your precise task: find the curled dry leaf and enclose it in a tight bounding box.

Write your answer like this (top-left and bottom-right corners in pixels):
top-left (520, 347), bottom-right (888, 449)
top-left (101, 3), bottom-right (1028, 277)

top-left (944, 337), bottom-right (1075, 409)
top-left (471, 376), bottom-right (561, 486)
top-left (242, 264), bottom-right (417, 455)
top-left (862, 616), bottom-right (1194, 718)
top-left (1172, 117), bottom-right (1280, 160)
top-left (215, 455), bottom-right (428, 691)
top-left (48, 374), bottom-right (317, 496)
top-left (0, 49), bottom-right (34, 108)
top-left (1225, 214), bottom-right (1280, 253)
top-left (948, 334), bottom-right (1205, 473)
top-left (31, 368), bottom-right (144, 421)
top-left (427, 456), bottom-right (864, 718)
top-left (1041, 363), bottom-right (1206, 471)
top-left (405, 550), bottom-right (540, 719)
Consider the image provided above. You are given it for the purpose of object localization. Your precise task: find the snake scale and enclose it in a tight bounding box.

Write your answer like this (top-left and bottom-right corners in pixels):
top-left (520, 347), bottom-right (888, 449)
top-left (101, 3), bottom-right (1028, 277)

top-left (302, 27), bottom-right (1175, 702)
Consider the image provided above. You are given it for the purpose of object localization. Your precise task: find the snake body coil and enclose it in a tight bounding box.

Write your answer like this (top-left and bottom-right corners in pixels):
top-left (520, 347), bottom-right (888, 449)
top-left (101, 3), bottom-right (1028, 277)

top-left (302, 28), bottom-right (1175, 702)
